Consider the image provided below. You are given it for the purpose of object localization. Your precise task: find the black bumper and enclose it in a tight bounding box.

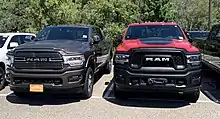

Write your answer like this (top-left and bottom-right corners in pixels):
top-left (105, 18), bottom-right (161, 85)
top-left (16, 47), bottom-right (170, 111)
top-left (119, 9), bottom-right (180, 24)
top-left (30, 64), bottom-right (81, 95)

top-left (114, 68), bottom-right (201, 93)
top-left (8, 68), bottom-right (86, 94)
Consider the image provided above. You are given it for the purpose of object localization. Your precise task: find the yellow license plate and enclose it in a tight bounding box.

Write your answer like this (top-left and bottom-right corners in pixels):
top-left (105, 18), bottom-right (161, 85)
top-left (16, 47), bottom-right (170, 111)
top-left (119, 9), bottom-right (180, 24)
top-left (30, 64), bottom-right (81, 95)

top-left (29, 84), bottom-right (44, 92)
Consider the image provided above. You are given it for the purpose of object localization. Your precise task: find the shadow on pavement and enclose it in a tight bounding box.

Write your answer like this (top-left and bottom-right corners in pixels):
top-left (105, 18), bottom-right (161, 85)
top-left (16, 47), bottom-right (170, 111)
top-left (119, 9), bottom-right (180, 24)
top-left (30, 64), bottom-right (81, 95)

top-left (201, 65), bottom-right (220, 103)
top-left (6, 70), bottom-right (105, 106)
top-left (103, 80), bottom-right (190, 108)
top-left (6, 93), bottom-right (83, 106)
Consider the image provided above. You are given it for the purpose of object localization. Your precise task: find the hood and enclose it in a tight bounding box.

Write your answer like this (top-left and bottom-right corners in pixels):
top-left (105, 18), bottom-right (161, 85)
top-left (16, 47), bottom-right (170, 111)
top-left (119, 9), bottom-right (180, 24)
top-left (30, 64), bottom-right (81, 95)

top-left (116, 38), bottom-right (199, 52)
top-left (15, 40), bottom-right (90, 54)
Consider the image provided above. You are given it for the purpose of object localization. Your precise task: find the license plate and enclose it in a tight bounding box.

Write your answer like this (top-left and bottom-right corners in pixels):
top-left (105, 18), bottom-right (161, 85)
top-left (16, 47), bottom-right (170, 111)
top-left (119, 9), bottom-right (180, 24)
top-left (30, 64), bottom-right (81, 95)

top-left (29, 84), bottom-right (44, 92)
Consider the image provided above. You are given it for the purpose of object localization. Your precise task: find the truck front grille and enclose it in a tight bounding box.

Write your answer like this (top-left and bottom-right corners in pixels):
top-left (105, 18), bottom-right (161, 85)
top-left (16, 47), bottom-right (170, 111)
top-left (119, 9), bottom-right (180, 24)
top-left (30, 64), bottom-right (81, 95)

top-left (129, 49), bottom-right (186, 69)
top-left (14, 51), bottom-right (64, 70)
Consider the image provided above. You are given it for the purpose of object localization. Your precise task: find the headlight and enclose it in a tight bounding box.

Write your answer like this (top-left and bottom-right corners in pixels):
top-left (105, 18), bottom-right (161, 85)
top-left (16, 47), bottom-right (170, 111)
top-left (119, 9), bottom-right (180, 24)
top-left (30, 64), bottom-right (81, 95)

top-left (6, 55), bottom-right (14, 66)
top-left (63, 55), bottom-right (85, 67)
top-left (114, 54), bottom-right (129, 64)
top-left (186, 54), bottom-right (201, 66)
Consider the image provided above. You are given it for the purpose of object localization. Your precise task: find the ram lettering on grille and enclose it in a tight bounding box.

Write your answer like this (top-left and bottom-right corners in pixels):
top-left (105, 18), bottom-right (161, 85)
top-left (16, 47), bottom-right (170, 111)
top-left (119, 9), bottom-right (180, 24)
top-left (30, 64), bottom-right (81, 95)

top-left (145, 57), bottom-right (170, 62)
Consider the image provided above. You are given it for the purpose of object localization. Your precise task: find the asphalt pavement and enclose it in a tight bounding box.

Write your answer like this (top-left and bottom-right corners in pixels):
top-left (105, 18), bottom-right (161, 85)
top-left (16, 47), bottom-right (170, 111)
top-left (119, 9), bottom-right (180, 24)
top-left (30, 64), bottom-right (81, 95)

top-left (0, 66), bottom-right (220, 119)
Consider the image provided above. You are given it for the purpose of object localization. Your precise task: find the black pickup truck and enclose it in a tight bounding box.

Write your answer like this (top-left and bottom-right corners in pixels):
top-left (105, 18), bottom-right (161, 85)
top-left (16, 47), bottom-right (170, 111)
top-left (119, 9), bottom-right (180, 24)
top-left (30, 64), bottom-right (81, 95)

top-left (193, 23), bottom-right (220, 74)
top-left (6, 25), bottom-right (113, 98)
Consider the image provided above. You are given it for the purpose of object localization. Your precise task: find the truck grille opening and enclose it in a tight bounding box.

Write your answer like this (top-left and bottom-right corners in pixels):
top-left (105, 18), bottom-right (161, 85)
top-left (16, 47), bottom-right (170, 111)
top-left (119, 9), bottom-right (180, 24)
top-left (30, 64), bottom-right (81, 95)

top-left (13, 77), bottom-right (63, 85)
top-left (129, 49), bottom-right (186, 69)
top-left (14, 51), bottom-right (64, 70)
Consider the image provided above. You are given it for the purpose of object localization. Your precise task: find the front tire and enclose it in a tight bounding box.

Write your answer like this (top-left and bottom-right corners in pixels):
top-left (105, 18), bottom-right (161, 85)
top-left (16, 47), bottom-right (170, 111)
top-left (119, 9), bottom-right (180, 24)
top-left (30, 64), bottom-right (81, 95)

top-left (82, 67), bottom-right (94, 99)
top-left (0, 67), bottom-right (6, 90)
top-left (103, 59), bottom-right (112, 74)
top-left (184, 89), bottom-right (200, 103)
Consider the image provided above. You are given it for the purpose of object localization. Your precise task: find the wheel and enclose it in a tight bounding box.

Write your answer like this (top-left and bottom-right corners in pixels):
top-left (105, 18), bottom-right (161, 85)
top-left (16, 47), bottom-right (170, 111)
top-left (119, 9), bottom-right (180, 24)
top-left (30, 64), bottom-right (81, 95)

top-left (0, 67), bottom-right (6, 90)
top-left (113, 82), bottom-right (128, 99)
top-left (103, 59), bottom-right (112, 74)
top-left (82, 67), bottom-right (94, 99)
top-left (184, 89), bottom-right (200, 103)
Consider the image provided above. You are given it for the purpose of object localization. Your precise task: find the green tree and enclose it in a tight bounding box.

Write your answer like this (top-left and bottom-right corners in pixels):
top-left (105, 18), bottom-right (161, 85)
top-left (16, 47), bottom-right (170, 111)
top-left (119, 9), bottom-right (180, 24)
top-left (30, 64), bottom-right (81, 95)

top-left (0, 0), bottom-right (30, 32)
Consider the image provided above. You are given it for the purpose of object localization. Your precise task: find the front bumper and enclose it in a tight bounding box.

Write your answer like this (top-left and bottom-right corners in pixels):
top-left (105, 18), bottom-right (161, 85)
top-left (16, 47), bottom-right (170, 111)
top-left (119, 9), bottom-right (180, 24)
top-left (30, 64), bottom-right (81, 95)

top-left (8, 68), bottom-right (86, 94)
top-left (114, 68), bottom-right (201, 93)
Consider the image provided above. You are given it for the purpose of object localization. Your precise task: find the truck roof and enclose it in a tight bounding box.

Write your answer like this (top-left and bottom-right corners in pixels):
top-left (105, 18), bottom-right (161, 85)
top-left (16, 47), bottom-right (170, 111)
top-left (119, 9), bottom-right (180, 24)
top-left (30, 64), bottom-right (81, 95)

top-left (0, 32), bottom-right (35, 36)
top-left (46, 24), bottom-right (95, 29)
top-left (128, 22), bottom-right (178, 26)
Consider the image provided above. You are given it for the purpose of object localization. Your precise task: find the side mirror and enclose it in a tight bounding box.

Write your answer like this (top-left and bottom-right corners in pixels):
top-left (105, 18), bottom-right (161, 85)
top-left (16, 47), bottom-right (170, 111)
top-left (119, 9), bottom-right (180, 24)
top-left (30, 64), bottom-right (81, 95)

top-left (9, 42), bottom-right (19, 49)
top-left (186, 32), bottom-right (193, 43)
top-left (117, 32), bottom-right (123, 43)
top-left (93, 35), bottom-right (101, 42)
top-left (30, 36), bottom-right (35, 40)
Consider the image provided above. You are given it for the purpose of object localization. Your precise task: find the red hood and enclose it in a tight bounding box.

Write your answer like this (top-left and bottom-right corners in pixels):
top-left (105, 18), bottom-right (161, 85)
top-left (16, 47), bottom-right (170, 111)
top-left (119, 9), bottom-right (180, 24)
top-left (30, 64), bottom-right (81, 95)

top-left (116, 39), bottom-right (199, 52)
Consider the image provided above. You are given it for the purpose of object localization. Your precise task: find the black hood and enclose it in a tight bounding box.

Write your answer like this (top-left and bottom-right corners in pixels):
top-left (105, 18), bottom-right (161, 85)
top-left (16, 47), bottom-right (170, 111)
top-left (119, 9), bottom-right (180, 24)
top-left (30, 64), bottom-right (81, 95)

top-left (15, 40), bottom-right (91, 53)
top-left (139, 37), bottom-right (173, 44)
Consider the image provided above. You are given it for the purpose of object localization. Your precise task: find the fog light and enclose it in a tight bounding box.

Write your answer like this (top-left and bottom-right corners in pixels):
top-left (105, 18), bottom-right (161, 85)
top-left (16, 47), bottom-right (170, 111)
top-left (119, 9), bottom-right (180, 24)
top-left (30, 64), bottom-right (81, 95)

top-left (177, 80), bottom-right (184, 85)
top-left (68, 75), bottom-right (82, 82)
top-left (132, 79), bottom-right (139, 86)
top-left (54, 79), bottom-right (62, 85)
top-left (14, 79), bottom-right (21, 84)
top-left (23, 79), bottom-right (28, 83)
top-left (140, 79), bottom-right (147, 86)
top-left (176, 65), bottom-right (185, 69)
top-left (192, 76), bottom-right (201, 84)
top-left (131, 64), bottom-right (139, 68)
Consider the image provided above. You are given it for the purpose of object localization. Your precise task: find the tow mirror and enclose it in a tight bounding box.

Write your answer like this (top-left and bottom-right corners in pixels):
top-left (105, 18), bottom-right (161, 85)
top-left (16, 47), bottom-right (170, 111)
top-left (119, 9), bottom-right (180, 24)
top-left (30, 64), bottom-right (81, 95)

top-left (9, 42), bottom-right (19, 49)
top-left (186, 32), bottom-right (193, 43)
top-left (30, 36), bottom-right (35, 40)
top-left (93, 35), bottom-right (101, 42)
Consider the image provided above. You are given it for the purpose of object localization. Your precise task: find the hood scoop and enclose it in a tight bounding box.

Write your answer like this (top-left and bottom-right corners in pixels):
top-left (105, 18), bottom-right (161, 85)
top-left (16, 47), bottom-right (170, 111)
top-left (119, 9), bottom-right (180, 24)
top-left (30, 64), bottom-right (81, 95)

top-left (139, 37), bottom-right (173, 44)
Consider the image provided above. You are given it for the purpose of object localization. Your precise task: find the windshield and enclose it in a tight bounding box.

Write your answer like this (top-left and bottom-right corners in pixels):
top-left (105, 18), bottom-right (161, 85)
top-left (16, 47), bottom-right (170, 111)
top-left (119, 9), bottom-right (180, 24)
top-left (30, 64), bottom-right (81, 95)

top-left (35, 27), bottom-right (89, 42)
top-left (125, 25), bottom-right (185, 40)
top-left (188, 32), bottom-right (209, 39)
top-left (0, 36), bottom-right (8, 48)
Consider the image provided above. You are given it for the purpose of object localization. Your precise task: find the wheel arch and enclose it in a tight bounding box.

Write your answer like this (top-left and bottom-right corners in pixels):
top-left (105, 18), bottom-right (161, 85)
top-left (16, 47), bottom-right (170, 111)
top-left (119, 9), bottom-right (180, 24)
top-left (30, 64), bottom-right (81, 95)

top-left (85, 55), bottom-right (96, 71)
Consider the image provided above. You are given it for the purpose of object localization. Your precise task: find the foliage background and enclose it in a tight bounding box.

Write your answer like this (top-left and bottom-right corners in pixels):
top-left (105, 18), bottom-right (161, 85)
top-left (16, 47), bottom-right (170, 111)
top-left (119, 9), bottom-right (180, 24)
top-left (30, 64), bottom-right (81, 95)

top-left (0, 0), bottom-right (220, 46)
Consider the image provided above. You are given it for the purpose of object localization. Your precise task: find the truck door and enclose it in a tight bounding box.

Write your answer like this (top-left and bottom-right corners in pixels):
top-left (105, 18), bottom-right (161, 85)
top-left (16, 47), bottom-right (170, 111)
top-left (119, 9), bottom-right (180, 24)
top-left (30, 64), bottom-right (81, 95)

top-left (203, 24), bottom-right (220, 68)
top-left (95, 28), bottom-right (110, 62)
top-left (92, 27), bottom-right (104, 68)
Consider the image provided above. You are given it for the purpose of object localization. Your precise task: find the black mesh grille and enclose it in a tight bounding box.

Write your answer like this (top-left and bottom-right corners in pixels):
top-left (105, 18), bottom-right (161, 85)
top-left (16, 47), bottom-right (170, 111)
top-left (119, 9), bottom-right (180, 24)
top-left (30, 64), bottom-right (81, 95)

top-left (129, 49), bottom-right (186, 69)
top-left (14, 51), bottom-right (63, 70)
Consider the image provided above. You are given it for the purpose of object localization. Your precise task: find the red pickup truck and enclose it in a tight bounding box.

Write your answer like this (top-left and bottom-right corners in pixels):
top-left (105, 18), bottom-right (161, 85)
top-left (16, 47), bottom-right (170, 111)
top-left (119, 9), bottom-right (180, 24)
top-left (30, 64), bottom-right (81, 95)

top-left (113, 22), bottom-right (202, 102)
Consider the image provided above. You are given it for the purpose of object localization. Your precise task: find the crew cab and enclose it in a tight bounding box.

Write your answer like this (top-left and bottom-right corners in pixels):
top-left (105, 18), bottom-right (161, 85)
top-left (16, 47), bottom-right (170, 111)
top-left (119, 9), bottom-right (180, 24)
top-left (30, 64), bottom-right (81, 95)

top-left (0, 33), bottom-right (36, 90)
top-left (186, 31), bottom-right (209, 51)
top-left (6, 25), bottom-right (113, 98)
top-left (199, 23), bottom-right (220, 74)
top-left (113, 22), bottom-right (202, 102)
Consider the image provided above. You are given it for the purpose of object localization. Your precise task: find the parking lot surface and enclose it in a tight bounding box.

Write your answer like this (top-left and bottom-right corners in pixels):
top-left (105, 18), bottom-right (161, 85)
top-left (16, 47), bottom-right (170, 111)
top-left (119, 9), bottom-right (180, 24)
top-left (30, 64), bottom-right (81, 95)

top-left (1, 66), bottom-right (220, 119)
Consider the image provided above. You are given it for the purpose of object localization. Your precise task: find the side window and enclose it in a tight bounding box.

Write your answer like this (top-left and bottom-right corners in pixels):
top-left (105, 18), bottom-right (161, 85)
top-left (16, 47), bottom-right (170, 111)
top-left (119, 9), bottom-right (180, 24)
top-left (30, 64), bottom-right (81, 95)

top-left (207, 25), bottom-right (220, 40)
top-left (92, 28), bottom-right (97, 38)
top-left (19, 35), bottom-right (35, 44)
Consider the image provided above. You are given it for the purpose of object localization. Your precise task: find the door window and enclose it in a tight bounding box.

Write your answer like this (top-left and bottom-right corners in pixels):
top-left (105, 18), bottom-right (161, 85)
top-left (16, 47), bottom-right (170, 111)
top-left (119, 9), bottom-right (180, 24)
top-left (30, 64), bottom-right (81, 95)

top-left (207, 25), bottom-right (220, 41)
top-left (7, 35), bottom-right (35, 49)
top-left (19, 35), bottom-right (35, 44)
